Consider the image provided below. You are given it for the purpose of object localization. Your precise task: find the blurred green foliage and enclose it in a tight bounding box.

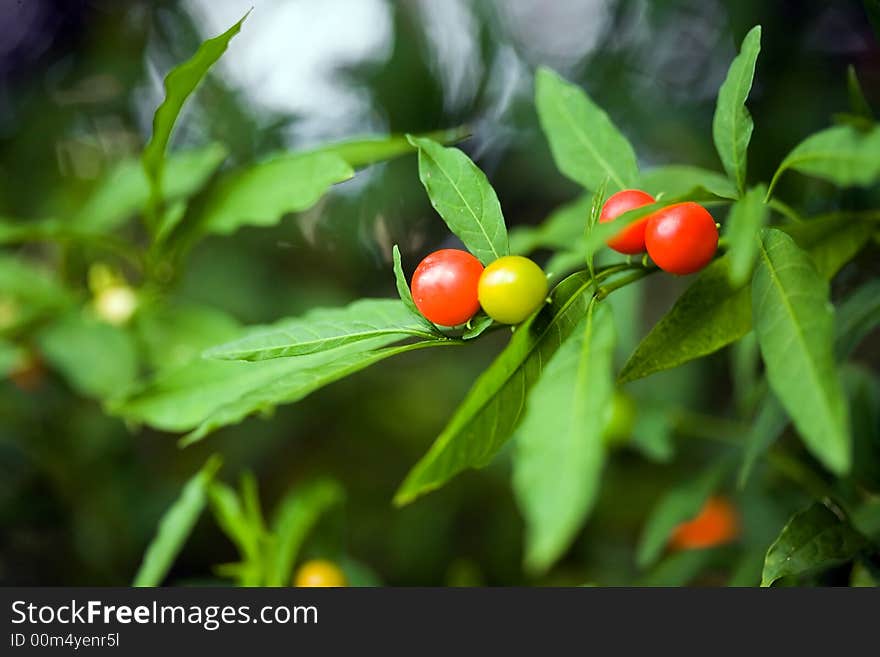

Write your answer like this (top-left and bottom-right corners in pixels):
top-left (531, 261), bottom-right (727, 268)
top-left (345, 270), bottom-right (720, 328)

top-left (1, 0), bottom-right (878, 586)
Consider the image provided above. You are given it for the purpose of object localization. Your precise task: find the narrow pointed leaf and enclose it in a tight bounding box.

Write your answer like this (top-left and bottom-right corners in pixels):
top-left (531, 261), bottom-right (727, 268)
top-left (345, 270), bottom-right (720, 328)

top-left (637, 548), bottom-right (722, 586)
top-left (309, 127), bottom-right (469, 168)
top-left (205, 299), bottom-right (439, 361)
top-left (835, 279), bottom-right (880, 360)
top-left (619, 215), bottom-right (871, 383)
top-left (767, 125), bottom-right (880, 196)
top-left (737, 393), bottom-right (788, 488)
top-left (761, 503), bottom-right (867, 586)
top-left (75, 145), bottom-right (226, 233)
top-left (268, 479), bottom-right (344, 587)
top-left (133, 455), bottom-right (222, 586)
top-left (183, 339), bottom-right (455, 444)
top-left (408, 136), bottom-right (508, 264)
top-left (640, 165), bottom-right (738, 200)
top-left (394, 271), bottom-right (595, 506)
top-left (193, 151), bottom-right (353, 237)
top-left (752, 228), bottom-right (850, 474)
top-left (461, 312), bottom-right (494, 340)
top-left (142, 13), bottom-right (247, 206)
top-left (513, 302), bottom-right (615, 573)
top-left (208, 482), bottom-right (263, 585)
top-left (725, 185), bottom-right (768, 286)
top-left (847, 65), bottom-right (873, 119)
top-left (535, 67), bottom-right (638, 192)
top-left (114, 337), bottom-right (453, 442)
top-left (636, 460), bottom-right (730, 568)
top-left (392, 245), bottom-right (435, 330)
top-left (712, 25), bottom-right (761, 193)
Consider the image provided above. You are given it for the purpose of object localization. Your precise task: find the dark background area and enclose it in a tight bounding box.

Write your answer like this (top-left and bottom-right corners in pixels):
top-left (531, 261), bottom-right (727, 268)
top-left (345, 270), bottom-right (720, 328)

top-left (0, 0), bottom-right (877, 586)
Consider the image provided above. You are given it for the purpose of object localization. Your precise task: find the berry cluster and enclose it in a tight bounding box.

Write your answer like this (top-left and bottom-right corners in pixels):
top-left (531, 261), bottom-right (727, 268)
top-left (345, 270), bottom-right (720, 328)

top-left (410, 191), bottom-right (719, 328)
top-left (600, 190), bottom-right (719, 275)
top-left (410, 251), bottom-right (548, 327)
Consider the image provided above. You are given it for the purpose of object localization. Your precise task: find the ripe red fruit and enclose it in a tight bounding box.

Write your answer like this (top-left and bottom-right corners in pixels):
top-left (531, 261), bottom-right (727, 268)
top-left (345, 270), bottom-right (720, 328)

top-left (410, 249), bottom-right (483, 326)
top-left (669, 496), bottom-right (740, 550)
top-left (599, 189), bottom-right (656, 254)
top-left (645, 202), bottom-right (718, 275)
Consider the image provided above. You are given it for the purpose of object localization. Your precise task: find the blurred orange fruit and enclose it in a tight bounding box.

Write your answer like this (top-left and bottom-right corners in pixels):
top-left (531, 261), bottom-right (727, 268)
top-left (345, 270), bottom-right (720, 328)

top-left (669, 496), bottom-right (740, 550)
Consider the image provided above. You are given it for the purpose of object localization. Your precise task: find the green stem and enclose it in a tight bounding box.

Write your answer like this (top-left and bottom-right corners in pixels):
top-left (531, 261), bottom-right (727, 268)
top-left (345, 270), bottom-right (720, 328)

top-left (594, 266), bottom-right (656, 300)
top-left (768, 198), bottom-right (802, 223)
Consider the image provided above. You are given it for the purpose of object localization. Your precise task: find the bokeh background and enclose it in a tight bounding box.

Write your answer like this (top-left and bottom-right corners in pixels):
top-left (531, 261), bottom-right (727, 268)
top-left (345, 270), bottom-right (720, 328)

top-left (1, 0), bottom-right (878, 585)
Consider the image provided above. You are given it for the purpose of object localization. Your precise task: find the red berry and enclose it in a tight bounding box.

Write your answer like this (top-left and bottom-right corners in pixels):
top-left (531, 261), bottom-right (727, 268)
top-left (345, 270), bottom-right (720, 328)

top-left (410, 249), bottom-right (483, 326)
top-left (599, 189), bottom-right (656, 254)
top-left (645, 202), bottom-right (718, 275)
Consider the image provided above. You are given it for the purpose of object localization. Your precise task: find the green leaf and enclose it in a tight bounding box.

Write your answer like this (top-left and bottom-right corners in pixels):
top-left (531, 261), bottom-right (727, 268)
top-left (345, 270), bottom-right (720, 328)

top-left (142, 13), bottom-right (247, 212)
top-left (193, 151), bottom-right (354, 237)
top-left (728, 550), bottom-right (766, 587)
top-left (637, 548), bottom-right (722, 586)
top-left (461, 312), bottom-right (494, 340)
top-left (308, 127), bottom-right (469, 168)
top-left (619, 257), bottom-right (750, 384)
top-left (205, 299), bottom-right (440, 362)
top-left (75, 145), bottom-right (227, 233)
top-left (394, 271), bottom-right (596, 506)
top-left (761, 503), bottom-right (867, 586)
top-left (407, 136), bottom-right (508, 265)
top-left (752, 229), bottom-right (850, 474)
top-left (38, 311), bottom-right (138, 400)
top-left (513, 302), bottom-right (615, 573)
top-left (112, 337), bottom-right (453, 441)
top-left (767, 125), bottom-right (880, 197)
top-left (847, 65), bottom-right (873, 119)
top-left (508, 195), bottom-right (592, 256)
top-left (391, 245), bottom-right (438, 332)
top-left (585, 181), bottom-right (607, 279)
top-left (132, 455), bottom-right (222, 586)
top-left (135, 303), bottom-right (241, 373)
top-left (630, 405), bottom-right (676, 463)
top-left (844, 365), bottom-right (880, 493)
top-left (737, 393), bottom-right (788, 488)
top-left (208, 481), bottom-right (264, 585)
top-left (0, 255), bottom-right (71, 334)
top-left (267, 479), bottom-right (344, 587)
top-left (712, 25), bottom-right (761, 193)
top-left (640, 165), bottom-right (739, 200)
top-left (0, 339), bottom-right (25, 376)
top-left (835, 279), bottom-right (880, 360)
top-left (185, 339), bottom-right (456, 445)
top-left (535, 67), bottom-right (638, 192)
top-left (636, 460), bottom-right (729, 568)
top-left (724, 185), bottom-right (768, 286)
top-left (618, 215), bottom-right (870, 383)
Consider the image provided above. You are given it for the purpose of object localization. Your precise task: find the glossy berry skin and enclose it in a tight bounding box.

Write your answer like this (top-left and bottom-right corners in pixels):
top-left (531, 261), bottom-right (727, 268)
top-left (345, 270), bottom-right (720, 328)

top-left (477, 255), bottom-right (548, 325)
top-left (411, 249), bottom-right (484, 326)
top-left (293, 560), bottom-right (347, 587)
top-left (669, 496), bottom-right (740, 551)
top-left (645, 202), bottom-right (718, 275)
top-left (599, 189), bottom-right (656, 254)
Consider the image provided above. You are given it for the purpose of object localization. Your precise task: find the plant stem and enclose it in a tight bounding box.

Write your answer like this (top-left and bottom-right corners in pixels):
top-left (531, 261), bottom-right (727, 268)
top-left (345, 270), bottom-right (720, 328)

top-left (593, 266), bottom-right (656, 300)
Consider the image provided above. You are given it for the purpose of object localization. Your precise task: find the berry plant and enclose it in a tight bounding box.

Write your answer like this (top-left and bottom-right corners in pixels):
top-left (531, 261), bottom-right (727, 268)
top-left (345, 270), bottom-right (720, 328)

top-left (3, 11), bottom-right (880, 587)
